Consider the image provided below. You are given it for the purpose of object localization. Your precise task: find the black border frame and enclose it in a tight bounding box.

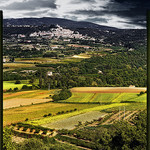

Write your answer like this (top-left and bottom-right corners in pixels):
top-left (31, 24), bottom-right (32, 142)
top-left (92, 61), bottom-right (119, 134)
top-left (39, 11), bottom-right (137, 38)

top-left (147, 10), bottom-right (150, 150)
top-left (0, 10), bottom-right (3, 150)
top-left (0, 10), bottom-right (149, 150)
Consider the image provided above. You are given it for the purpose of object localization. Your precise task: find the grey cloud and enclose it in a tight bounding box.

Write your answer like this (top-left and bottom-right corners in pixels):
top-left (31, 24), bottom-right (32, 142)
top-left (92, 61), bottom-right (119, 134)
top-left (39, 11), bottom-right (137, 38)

top-left (63, 15), bottom-right (78, 21)
top-left (71, 9), bottom-right (105, 18)
top-left (2, 0), bottom-right (57, 10)
top-left (24, 10), bottom-right (49, 16)
top-left (84, 17), bottom-right (109, 23)
top-left (70, 0), bottom-right (96, 4)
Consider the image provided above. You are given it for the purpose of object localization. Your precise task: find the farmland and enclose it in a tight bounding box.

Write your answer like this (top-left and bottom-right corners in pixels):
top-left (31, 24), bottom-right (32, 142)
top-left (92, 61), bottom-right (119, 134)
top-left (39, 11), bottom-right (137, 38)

top-left (14, 56), bottom-right (86, 64)
top-left (3, 87), bottom-right (146, 127)
top-left (26, 103), bottom-right (130, 126)
top-left (70, 87), bottom-right (147, 93)
top-left (62, 87), bottom-right (147, 103)
top-left (3, 102), bottom-right (99, 126)
top-left (3, 89), bottom-right (58, 109)
top-left (3, 20), bottom-right (147, 149)
top-left (3, 62), bottom-right (35, 69)
top-left (42, 111), bottom-right (106, 130)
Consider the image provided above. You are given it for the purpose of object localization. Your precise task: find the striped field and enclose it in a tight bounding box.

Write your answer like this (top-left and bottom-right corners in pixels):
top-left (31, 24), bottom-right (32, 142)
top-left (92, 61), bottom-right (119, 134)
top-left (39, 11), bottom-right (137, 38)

top-left (61, 92), bottom-right (146, 103)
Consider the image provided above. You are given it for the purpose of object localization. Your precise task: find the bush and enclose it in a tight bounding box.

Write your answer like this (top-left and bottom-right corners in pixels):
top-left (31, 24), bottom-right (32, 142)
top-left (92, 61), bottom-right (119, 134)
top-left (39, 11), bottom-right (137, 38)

top-left (43, 114), bottom-right (47, 117)
top-left (21, 85), bottom-right (32, 90)
top-left (25, 118), bottom-right (29, 121)
top-left (15, 80), bottom-right (21, 84)
top-left (138, 91), bottom-right (145, 96)
top-left (14, 87), bottom-right (18, 91)
top-left (48, 113), bottom-right (52, 116)
top-left (7, 88), bottom-right (13, 92)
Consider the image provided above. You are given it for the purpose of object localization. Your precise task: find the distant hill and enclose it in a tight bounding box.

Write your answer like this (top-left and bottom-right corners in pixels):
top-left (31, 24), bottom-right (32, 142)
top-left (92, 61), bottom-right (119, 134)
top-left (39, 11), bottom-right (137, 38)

top-left (3, 17), bottom-right (146, 47)
top-left (3, 17), bottom-right (118, 30)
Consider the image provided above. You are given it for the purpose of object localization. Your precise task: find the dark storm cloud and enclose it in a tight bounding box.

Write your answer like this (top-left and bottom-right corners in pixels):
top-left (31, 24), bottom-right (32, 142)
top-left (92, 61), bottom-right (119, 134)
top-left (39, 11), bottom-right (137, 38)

top-left (2, 0), bottom-right (57, 10)
top-left (103, 0), bottom-right (150, 27)
top-left (70, 0), bottom-right (150, 28)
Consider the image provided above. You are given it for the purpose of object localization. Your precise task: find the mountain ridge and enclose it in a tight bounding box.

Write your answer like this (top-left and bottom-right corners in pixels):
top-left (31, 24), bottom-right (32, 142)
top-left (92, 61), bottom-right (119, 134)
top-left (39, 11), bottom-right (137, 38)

top-left (3, 17), bottom-right (118, 30)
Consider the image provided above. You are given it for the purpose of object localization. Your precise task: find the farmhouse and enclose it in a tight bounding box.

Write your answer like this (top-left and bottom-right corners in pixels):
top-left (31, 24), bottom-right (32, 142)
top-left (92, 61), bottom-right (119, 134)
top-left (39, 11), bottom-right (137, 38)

top-left (129, 85), bottom-right (135, 88)
top-left (47, 71), bottom-right (53, 76)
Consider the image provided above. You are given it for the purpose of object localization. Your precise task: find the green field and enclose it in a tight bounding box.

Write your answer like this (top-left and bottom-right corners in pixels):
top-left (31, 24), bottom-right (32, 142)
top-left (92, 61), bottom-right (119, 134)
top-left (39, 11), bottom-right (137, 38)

top-left (3, 80), bottom-right (32, 90)
top-left (61, 92), bottom-right (146, 103)
top-left (3, 63), bottom-right (35, 69)
top-left (15, 57), bottom-right (84, 64)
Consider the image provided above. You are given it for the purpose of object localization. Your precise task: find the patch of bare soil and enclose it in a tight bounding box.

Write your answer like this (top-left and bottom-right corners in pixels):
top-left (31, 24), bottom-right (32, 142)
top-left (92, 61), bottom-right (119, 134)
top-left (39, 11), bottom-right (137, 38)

top-left (3, 98), bottom-right (51, 109)
top-left (12, 136), bottom-right (25, 144)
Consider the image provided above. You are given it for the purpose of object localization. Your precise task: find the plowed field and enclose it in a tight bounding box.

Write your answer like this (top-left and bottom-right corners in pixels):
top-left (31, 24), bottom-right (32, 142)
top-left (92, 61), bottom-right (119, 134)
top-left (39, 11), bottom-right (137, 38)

top-left (71, 87), bottom-right (146, 93)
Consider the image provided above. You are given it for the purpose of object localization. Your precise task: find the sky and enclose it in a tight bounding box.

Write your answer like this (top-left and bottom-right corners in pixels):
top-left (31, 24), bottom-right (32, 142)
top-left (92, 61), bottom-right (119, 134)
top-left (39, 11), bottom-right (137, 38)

top-left (0, 0), bottom-right (150, 29)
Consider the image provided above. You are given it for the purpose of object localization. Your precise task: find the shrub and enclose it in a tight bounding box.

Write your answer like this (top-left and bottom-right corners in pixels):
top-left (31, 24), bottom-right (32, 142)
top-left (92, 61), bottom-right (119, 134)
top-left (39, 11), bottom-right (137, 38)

top-left (21, 85), bottom-right (28, 90)
top-left (138, 91), bottom-right (145, 96)
top-left (15, 80), bottom-right (21, 84)
top-left (7, 88), bottom-right (13, 92)
top-left (25, 118), bottom-right (29, 121)
top-left (48, 113), bottom-right (52, 116)
top-left (14, 87), bottom-right (18, 91)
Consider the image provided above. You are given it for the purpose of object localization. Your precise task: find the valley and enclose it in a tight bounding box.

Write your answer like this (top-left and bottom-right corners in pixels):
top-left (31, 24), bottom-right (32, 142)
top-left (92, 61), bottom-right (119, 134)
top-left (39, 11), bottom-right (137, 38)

top-left (3, 17), bottom-right (147, 150)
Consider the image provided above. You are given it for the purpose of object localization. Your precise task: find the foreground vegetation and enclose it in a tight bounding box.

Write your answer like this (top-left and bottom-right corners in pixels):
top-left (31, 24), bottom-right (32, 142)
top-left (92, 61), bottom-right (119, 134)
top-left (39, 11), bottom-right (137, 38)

top-left (3, 110), bottom-right (146, 150)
